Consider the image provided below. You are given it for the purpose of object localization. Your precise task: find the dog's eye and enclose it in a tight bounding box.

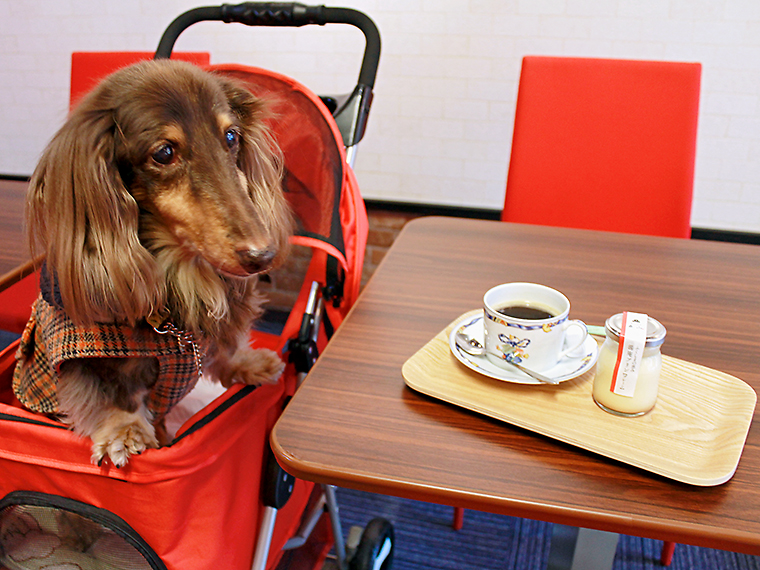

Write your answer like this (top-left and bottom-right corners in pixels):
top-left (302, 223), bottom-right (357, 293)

top-left (152, 144), bottom-right (175, 165)
top-left (225, 128), bottom-right (241, 152)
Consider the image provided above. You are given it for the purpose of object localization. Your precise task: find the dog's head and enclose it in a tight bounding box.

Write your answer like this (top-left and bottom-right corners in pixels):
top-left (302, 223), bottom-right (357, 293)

top-left (28, 60), bottom-right (292, 325)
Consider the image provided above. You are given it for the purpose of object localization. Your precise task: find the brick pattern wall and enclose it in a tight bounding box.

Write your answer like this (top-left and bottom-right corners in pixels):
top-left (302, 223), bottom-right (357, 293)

top-left (363, 209), bottom-right (420, 286)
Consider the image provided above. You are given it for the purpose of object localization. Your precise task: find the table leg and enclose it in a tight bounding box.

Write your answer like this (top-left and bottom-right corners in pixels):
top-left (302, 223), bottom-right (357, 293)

top-left (547, 525), bottom-right (619, 570)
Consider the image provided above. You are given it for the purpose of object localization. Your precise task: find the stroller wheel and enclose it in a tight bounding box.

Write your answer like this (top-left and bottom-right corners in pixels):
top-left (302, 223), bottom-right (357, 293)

top-left (349, 517), bottom-right (394, 570)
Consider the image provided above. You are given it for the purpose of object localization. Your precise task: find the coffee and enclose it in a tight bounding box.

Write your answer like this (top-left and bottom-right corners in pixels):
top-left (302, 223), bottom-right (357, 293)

top-left (496, 304), bottom-right (555, 320)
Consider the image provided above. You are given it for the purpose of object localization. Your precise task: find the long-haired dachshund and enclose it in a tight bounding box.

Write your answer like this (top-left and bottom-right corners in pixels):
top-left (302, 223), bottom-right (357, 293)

top-left (13, 60), bottom-right (293, 467)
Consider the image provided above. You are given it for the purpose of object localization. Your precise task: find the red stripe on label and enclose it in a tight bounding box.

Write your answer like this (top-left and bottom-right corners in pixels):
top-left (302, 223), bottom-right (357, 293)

top-left (610, 311), bottom-right (628, 393)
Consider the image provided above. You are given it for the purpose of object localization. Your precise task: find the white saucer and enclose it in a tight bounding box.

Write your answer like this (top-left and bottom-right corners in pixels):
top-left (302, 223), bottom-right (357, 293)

top-left (448, 314), bottom-right (599, 385)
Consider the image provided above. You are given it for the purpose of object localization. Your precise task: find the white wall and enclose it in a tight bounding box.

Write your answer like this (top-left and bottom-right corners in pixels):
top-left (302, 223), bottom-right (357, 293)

top-left (2, 0), bottom-right (760, 233)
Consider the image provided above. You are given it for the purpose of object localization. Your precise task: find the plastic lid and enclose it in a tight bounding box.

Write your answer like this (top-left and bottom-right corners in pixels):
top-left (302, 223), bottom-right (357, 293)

top-left (605, 313), bottom-right (666, 347)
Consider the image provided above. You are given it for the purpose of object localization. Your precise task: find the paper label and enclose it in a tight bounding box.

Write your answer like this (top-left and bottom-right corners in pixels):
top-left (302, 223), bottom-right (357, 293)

top-left (610, 312), bottom-right (648, 397)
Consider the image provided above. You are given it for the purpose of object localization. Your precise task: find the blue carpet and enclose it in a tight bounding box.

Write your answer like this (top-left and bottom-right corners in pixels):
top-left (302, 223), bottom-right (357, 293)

top-left (334, 487), bottom-right (760, 570)
top-left (0, 330), bottom-right (19, 352)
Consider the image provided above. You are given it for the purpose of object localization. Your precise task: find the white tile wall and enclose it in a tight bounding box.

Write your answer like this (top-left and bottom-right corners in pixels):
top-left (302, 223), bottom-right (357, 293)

top-left (2, 0), bottom-right (760, 232)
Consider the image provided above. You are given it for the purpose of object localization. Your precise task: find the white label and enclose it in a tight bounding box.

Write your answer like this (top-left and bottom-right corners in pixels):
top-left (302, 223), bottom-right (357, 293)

top-left (610, 312), bottom-right (648, 397)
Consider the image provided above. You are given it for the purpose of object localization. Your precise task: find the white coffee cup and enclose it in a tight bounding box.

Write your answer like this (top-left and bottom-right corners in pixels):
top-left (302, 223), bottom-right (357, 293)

top-left (483, 283), bottom-right (588, 372)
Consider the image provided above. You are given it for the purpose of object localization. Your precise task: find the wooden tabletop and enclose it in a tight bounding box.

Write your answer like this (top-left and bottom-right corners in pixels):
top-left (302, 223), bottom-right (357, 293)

top-left (0, 179), bottom-right (31, 285)
top-left (271, 216), bottom-right (760, 555)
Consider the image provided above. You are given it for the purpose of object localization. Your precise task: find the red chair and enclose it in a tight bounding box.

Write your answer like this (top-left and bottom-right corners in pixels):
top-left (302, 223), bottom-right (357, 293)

top-left (455, 56), bottom-right (702, 567)
top-left (69, 51), bottom-right (210, 109)
top-left (502, 56), bottom-right (701, 238)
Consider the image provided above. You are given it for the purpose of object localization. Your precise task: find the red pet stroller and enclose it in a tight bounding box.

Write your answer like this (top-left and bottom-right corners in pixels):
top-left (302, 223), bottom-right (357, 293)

top-left (0, 4), bottom-right (393, 570)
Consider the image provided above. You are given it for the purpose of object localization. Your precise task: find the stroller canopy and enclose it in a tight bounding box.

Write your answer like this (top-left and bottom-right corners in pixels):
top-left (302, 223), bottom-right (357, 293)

top-left (214, 64), bottom-right (348, 272)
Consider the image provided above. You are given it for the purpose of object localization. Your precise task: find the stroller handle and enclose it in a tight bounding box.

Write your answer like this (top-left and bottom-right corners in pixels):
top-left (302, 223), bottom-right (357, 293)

top-left (154, 3), bottom-right (381, 89)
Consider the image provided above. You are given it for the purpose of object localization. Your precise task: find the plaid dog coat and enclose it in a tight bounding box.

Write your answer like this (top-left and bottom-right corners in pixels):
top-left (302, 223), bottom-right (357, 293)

top-left (13, 294), bottom-right (205, 422)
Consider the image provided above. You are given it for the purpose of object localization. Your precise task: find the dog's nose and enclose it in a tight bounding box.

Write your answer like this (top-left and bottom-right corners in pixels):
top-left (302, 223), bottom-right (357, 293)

top-left (236, 248), bottom-right (276, 274)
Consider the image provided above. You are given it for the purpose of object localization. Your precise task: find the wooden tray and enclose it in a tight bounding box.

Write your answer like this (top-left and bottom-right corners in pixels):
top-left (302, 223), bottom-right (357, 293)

top-left (402, 311), bottom-right (757, 486)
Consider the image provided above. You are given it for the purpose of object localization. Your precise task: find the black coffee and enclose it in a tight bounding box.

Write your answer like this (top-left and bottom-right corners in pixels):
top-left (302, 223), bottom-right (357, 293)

top-left (496, 304), bottom-right (555, 320)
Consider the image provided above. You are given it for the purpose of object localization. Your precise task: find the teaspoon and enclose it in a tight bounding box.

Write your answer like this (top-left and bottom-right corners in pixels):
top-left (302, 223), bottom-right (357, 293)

top-left (454, 330), bottom-right (560, 385)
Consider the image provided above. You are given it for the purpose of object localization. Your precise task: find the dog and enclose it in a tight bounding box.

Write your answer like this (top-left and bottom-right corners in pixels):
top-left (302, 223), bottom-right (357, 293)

top-left (13, 59), bottom-right (293, 467)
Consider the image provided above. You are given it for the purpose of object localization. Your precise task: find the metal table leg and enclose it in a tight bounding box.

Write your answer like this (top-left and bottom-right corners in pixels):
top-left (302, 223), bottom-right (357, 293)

top-left (547, 525), bottom-right (619, 570)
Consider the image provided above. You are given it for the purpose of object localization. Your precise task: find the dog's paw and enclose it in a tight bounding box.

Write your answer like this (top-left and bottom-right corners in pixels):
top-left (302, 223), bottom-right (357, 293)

top-left (90, 411), bottom-right (159, 467)
top-left (221, 348), bottom-right (285, 387)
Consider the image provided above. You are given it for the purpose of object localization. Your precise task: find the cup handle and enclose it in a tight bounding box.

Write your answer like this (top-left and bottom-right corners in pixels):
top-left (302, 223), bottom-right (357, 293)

top-left (559, 320), bottom-right (588, 359)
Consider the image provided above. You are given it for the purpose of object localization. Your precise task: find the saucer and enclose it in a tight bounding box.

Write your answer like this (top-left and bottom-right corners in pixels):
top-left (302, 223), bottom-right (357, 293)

top-left (448, 313), bottom-right (599, 385)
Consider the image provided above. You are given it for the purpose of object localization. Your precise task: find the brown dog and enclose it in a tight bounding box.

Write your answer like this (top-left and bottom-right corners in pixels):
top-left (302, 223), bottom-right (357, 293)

top-left (14, 60), bottom-right (292, 467)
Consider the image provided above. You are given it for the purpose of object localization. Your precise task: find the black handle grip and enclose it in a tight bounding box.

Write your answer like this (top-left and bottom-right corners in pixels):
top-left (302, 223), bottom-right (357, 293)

top-left (220, 2), bottom-right (325, 26)
top-left (155, 3), bottom-right (380, 88)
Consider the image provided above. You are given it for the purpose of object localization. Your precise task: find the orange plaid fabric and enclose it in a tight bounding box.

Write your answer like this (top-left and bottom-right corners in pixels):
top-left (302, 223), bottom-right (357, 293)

top-left (13, 295), bottom-right (205, 421)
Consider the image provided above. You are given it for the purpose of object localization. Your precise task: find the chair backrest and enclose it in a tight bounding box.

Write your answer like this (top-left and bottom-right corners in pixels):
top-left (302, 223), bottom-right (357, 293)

top-left (70, 51), bottom-right (210, 109)
top-left (502, 56), bottom-right (701, 238)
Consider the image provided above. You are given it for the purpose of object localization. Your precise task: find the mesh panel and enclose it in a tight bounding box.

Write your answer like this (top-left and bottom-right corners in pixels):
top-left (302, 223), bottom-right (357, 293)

top-left (0, 496), bottom-right (162, 570)
top-left (212, 65), bottom-right (346, 257)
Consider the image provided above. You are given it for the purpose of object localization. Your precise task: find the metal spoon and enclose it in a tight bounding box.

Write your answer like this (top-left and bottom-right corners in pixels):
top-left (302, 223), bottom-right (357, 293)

top-left (454, 330), bottom-right (560, 385)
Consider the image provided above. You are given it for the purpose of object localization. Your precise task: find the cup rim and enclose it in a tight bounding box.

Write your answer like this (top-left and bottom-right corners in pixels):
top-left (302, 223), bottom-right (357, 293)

top-left (483, 282), bottom-right (570, 323)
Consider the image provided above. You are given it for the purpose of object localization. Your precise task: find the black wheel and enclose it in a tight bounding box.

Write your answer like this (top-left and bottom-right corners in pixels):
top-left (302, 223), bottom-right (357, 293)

top-left (349, 517), bottom-right (394, 570)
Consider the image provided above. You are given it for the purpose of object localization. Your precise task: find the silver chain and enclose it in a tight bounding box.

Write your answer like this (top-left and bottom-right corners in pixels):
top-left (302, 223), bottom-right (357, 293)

top-left (151, 320), bottom-right (204, 377)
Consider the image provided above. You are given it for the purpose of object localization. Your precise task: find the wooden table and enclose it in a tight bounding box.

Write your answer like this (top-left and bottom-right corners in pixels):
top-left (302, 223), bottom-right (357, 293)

top-left (271, 216), bottom-right (760, 560)
top-left (0, 179), bottom-right (32, 286)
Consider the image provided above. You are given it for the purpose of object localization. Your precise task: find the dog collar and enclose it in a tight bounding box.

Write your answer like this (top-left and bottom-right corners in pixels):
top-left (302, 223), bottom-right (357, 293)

top-left (147, 308), bottom-right (204, 378)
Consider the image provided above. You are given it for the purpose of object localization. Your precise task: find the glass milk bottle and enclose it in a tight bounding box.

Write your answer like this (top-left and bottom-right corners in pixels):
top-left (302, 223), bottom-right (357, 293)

top-left (592, 312), bottom-right (666, 417)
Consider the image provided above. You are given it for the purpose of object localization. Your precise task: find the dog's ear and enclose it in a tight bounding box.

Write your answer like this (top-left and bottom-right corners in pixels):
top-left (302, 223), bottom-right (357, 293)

top-left (218, 78), bottom-right (293, 265)
top-left (27, 96), bottom-right (163, 325)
